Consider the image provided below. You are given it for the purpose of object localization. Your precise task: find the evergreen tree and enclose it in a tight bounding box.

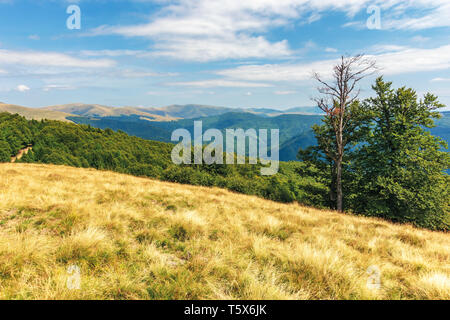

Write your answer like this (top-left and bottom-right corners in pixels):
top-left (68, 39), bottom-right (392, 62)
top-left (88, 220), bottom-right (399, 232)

top-left (351, 77), bottom-right (450, 230)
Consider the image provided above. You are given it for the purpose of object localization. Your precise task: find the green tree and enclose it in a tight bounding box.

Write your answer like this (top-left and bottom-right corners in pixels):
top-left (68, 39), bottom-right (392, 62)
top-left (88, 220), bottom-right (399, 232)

top-left (351, 77), bottom-right (450, 230)
top-left (299, 100), bottom-right (371, 209)
top-left (310, 55), bottom-right (376, 211)
top-left (0, 140), bottom-right (12, 162)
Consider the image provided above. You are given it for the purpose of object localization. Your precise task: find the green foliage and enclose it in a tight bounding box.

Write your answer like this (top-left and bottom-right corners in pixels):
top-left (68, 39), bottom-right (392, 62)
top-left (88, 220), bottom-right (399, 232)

top-left (69, 112), bottom-right (323, 161)
top-left (299, 78), bottom-right (449, 230)
top-left (0, 140), bottom-right (11, 162)
top-left (298, 102), bottom-right (371, 209)
top-left (350, 78), bottom-right (450, 230)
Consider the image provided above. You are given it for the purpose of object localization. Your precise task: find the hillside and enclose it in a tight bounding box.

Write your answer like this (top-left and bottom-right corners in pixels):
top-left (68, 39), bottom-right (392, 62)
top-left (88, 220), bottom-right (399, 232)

top-left (43, 103), bottom-right (178, 122)
top-left (2, 103), bottom-right (449, 162)
top-left (0, 112), bottom-right (329, 209)
top-left (68, 112), bottom-right (323, 160)
top-left (0, 103), bottom-right (73, 122)
top-left (1, 112), bottom-right (448, 230)
top-left (45, 103), bottom-right (323, 119)
top-left (0, 163), bottom-right (448, 299)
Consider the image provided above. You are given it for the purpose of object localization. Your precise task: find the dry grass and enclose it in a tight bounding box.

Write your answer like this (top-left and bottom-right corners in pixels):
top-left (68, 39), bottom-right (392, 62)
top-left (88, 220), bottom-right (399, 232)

top-left (0, 103), bottom-right (73, 122)
top-left (0, 163), bottom-right (448, 300)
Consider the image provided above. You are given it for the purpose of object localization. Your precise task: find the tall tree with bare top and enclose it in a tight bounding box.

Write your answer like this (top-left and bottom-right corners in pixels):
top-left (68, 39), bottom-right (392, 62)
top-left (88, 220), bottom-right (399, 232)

top-left (311, 55), bottom-right (376, 212)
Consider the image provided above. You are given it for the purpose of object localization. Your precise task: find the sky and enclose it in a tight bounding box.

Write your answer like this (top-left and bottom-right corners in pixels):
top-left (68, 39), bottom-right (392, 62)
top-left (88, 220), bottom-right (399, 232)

top-left (0, 0), bottom-right (449, 110)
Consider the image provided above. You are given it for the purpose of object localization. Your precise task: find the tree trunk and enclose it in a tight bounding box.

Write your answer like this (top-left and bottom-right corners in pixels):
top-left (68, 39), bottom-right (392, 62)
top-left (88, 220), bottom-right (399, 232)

top-left (330, 163), bottom-right (337, 209)
top-left (312, 55), bottom-right (376, 213)
top-left (335, 116), bottom-right (344, 212)
top-left (336, 157), bottom-right (343, 212)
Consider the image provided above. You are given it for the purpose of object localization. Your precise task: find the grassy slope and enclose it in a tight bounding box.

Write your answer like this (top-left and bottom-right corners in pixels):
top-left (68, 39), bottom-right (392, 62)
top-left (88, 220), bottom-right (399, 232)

top-left (0, 103), bottom-right (73, 122)
top-left (0, 163), bottom-right (448, 300)
top-left (43, 104), bottom-right (178, 122)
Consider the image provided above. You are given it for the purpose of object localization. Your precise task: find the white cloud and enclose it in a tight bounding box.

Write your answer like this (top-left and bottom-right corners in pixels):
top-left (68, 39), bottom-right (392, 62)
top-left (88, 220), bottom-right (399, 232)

top-left (43, 84), bottom-right (76, 92)
top-left (0, 49), bottom-right (115, 68)
top-left (167, 79), bottom-right (273, 88)
top-left (325, 47), bottom-right (338, 53)
top-left (16, 84), bottom-right (30, 92)
top-left (376, 45), bottom-right (450, 75)
top-left (411, 35), bottom-right (431, 42)
top-left (28, 34), bottom-right (40, 40)
top-left (216, 60), bottom-right (332, 82)
top-left (275, 90), bottom-right (297, 95)
top-left (151, 35), bottom-right (290, 62)
top-left (80, 49), bottom-right (145, 57)
top-left (382, 2), bottom-right (450, 30)
top-left (368, 44), bottom-right (409, 54)
top-left (431, 78), bottom-right (450, 82)
top-left (86, 0), bottom-right (450, 61)
top-left (118, 69), bottom-right (162, 78)
top-left (216, 45), bottom-right (450, 82)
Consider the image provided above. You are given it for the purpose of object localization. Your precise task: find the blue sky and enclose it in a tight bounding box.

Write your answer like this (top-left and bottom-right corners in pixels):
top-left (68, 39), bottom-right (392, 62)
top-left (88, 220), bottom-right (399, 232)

top-left (0, 0), bottom-right (449, 110)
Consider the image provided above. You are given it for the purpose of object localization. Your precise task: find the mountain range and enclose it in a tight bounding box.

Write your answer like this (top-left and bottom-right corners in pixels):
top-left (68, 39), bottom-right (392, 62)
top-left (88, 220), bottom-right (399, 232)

top-left (42, 103), bottom-right (324, 119)
top-left (1, 102), bottom-right (448, 161)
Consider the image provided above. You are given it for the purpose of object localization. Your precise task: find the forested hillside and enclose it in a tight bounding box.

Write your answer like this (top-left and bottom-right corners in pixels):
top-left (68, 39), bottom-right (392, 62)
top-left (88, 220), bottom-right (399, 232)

top-left (68, 112), bottom-right (323, 160)
top-left (0, 112), bottom-right (328, 208)
top-left (68, 111), bottom-right (450, 162)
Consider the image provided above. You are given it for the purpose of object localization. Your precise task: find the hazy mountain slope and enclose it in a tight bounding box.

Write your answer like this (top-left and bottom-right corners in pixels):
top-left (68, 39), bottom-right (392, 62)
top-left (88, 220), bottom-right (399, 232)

top-left (283, 106), bottom-right (325, 115)
top-left (1, 112), bottom-right (328, 207)
top-left (0, 103), bottom-right (73, 122)
top-left (43, 103), bottom-right (177, 121)
top-left (0, 163), bottom-right (448, 300)
top-left (68, 111), bottom-right (450, 162)
top-left (3, 102), bottom-right (448, 162)
top-left (67, 115), bottom-right (173, 142)
top-left (68, 112), bottom-right (323, 160)
top-left (433, 112), bottom-right (450, 147)
top-left (162, 112), bottom-right (322, 149)
top-left (147, 104), bottom-right (237, 119)
top-left (44, 103), bottom-right (237, 120)
top-left (43, 103), bottom-right (324, 120)
top-left (279, 132), bottom-right (318, 161)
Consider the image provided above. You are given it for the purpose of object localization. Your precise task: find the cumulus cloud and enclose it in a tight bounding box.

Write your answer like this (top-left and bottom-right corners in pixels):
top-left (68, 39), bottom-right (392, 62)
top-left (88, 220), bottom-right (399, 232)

top-left (0, 49), bottom-right (115, 68)
top-left (16, 84), bottom-right (30, 92)
top-left (86, 0), bottom-right (450, 61)
top-left (216, 45), bottom-right (450, 82)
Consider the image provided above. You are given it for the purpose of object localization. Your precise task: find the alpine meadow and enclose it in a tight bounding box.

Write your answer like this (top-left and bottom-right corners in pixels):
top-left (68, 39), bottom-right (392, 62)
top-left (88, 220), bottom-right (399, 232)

top-left (0, 0), bottom-right (449, 304)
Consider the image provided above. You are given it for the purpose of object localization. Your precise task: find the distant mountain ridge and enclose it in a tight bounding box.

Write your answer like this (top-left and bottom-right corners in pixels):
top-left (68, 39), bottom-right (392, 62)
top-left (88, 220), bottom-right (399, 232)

top-left (43, 103), bottom-right (324, 120)
top-left (42, 103), bottom-right (179, 121)
top-left (0, 102), bottom-right (73, 122)
top-left (2, 102), bottom-right (449, 162)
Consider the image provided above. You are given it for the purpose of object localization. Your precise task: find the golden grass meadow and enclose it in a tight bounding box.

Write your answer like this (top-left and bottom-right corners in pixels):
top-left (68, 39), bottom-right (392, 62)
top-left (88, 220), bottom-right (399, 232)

top-left (0, 163), bottom-right (448, 300)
